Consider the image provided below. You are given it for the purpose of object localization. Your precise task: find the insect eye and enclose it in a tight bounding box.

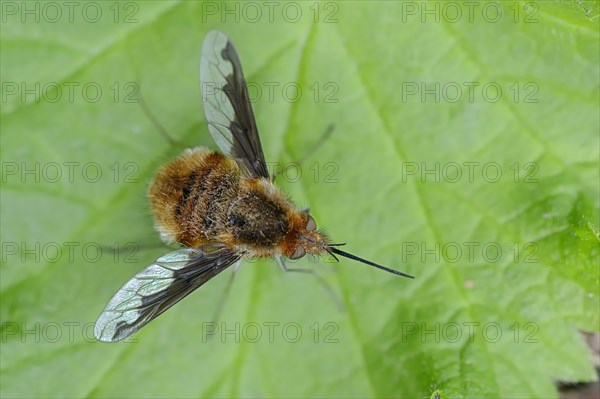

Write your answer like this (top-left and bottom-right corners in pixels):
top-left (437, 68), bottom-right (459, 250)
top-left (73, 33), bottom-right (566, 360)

top-left (306, 215), bottom-right (317, 232)
top-left (290, 245), bottom-right (306, 260)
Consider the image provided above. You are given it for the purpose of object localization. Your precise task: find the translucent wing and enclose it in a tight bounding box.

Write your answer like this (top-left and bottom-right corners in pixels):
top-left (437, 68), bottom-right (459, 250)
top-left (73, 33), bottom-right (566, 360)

top-left (94, 245), bottom-right (242, 342)
top-left (200, 30), bottom-right (270, 179)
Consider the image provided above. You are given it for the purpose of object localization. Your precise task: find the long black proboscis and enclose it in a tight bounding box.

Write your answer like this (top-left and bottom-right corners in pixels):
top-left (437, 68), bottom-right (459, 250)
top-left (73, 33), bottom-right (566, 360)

top-left (328, 247), bottom-right (414, 279)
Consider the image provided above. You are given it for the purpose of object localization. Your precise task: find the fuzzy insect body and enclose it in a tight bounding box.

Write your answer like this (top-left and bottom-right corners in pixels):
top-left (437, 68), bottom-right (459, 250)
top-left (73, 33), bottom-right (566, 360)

top-left (94, 30), bottom-right (413, 343)
top-left (148, 147), bottom-right (312, 258)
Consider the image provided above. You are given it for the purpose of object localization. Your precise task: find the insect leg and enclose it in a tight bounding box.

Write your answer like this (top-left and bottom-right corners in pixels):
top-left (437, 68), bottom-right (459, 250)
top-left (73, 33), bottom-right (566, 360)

top-left (207, 259), bottom-right (242, 337)
top-left (272, 124), bottom-right (335, 183)
top-left (294, 123), bottom-right (335, 166)
top-left (136, 86), bottom-right (188, 149)
top-left (276, 256), bottom-right (344, 312)
top-left (276, 256), bottom-right (288, 272)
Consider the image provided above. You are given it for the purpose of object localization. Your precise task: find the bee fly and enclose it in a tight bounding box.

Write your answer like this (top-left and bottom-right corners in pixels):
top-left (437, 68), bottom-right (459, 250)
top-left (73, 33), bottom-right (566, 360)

top-left (94, 30), bottom-right (414, 343)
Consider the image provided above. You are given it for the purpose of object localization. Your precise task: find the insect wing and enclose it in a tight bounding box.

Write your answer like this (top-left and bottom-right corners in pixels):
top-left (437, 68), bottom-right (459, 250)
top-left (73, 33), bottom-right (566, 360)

top-left (200, 30), bottom-right (270, 179)
top-left (94, 246), bottom-right (241, 342)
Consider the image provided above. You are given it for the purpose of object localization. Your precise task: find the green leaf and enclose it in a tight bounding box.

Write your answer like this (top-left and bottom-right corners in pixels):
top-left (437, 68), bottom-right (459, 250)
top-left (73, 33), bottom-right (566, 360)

top-left (1, 1), bottom-right (598, 398)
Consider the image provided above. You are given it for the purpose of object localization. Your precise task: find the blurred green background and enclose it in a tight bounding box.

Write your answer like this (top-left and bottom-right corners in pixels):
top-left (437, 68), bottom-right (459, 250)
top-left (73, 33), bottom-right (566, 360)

top-left (1, 1), bottom-right (598, 398)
